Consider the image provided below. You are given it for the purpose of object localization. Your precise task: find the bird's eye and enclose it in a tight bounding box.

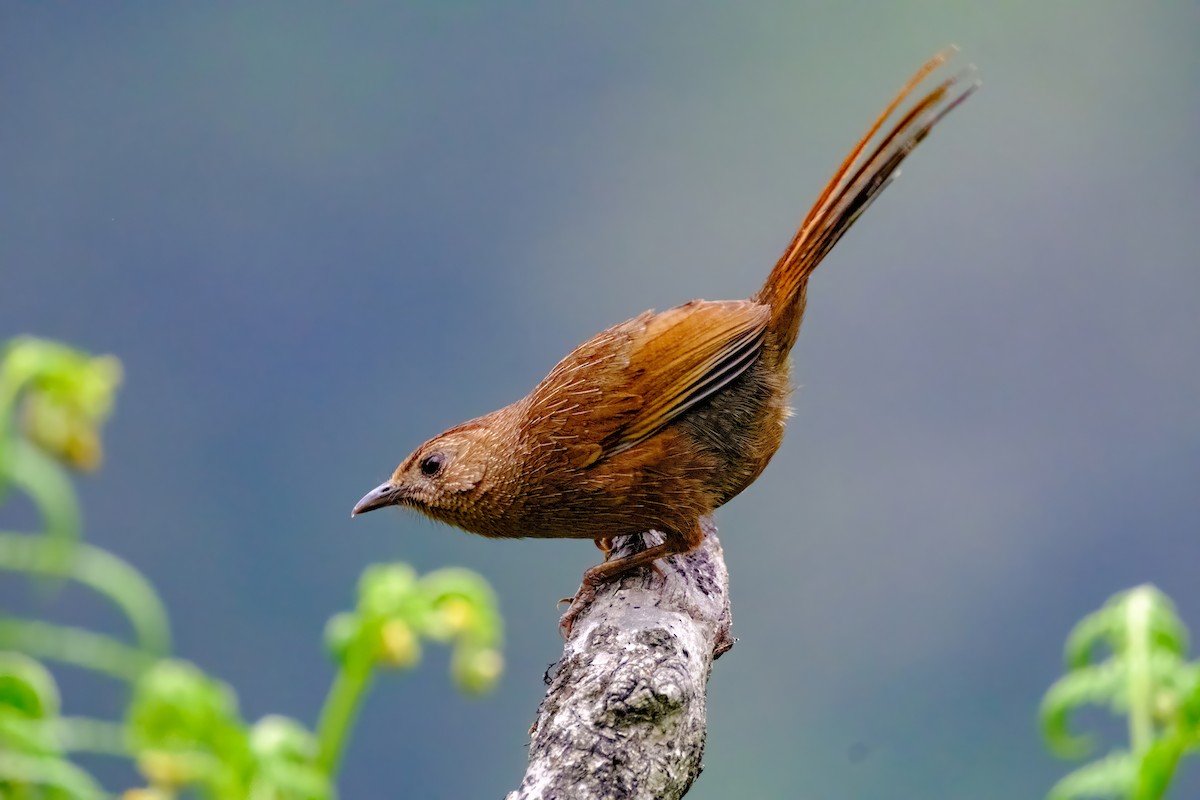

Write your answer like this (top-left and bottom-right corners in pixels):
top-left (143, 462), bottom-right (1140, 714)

top-left (419, 453), bottom-right (445, 477)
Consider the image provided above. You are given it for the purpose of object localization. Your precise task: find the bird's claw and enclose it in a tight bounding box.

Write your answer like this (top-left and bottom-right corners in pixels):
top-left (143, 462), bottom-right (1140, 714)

top-left (558, 581), bottom-right (599, 639)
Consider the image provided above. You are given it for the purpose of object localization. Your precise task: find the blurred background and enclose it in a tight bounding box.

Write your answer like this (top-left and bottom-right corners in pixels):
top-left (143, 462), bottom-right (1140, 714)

top-left (3, 2), bottom-right (1198, 797)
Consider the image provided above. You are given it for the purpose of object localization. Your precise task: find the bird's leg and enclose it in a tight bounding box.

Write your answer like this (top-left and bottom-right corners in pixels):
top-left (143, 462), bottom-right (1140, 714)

top-left (559, 521), bottom-right (704, 638)
top-left (552, 534), bottom-right (633, 604)
top-left (596, 535), bottom-right (665, 576)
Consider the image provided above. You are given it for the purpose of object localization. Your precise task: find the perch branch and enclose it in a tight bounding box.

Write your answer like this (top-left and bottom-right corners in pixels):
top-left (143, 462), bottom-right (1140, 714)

top-left (507, 517), bottom-right (733, 800)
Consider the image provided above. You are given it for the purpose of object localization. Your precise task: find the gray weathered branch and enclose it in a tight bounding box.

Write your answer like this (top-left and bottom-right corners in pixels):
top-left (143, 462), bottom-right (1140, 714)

top-left (506, 517), bottom-right (733, 800)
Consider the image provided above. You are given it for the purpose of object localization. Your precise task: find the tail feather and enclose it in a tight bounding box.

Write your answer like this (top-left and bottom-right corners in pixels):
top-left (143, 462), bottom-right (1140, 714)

top-left (757, 48), bottom-right (978, 353)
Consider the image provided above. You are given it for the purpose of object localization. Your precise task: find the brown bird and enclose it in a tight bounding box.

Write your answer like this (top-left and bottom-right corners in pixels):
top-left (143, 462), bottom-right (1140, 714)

top-left (353, 49), bottom-right (977, 635)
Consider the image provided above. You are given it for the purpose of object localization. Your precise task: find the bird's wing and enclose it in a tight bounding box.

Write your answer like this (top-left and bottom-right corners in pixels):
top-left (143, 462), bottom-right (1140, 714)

top-left (525, 299), bottom-right (769, 468)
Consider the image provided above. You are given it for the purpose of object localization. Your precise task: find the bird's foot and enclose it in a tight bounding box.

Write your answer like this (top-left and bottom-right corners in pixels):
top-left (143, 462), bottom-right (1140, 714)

top-left (558, 580), bottom-right (600, 640)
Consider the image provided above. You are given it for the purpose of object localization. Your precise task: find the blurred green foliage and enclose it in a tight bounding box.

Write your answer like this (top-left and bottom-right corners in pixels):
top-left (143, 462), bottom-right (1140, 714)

top-left (14, 335), bottom-right (1198, 800)
top-left (0, 336), bottom-right (504, 798)
top-left (1042, 585), bottom-right (1200, 799)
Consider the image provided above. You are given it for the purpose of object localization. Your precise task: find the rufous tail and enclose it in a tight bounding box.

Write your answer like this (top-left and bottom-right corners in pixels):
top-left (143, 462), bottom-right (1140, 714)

top-left (756, 47), bottom-right (978, 354)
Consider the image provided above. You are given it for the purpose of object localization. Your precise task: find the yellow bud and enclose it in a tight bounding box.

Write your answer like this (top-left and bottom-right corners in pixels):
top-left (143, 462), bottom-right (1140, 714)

top-left (378, 620), bottom-right (421, 669)
top-left (453, 648), bottom-right (504, 694)
top-left (1153, 688), bottom-right (1178, 722)
top-left (137, 751), bottom-right (195, 788)
top-left (122, 789), bottom-right (171, 800)
top-left (21, 397), bottom-right (104, 470)
top-left (474, 649), bottom-right (504, 684)
top-left (439, 597), bottom-right (474, 633)
top-left (63, 425), bottom-right (103, 471)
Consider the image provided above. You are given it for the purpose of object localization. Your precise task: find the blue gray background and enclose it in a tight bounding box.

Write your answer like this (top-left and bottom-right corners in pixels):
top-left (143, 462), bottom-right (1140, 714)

top-left (4, 3), bottom-right (1199, 797)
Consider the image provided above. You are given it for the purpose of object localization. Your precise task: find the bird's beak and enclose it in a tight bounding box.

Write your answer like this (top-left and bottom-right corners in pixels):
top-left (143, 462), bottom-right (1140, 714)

top-left (351, 482), bottom-right (400, 517)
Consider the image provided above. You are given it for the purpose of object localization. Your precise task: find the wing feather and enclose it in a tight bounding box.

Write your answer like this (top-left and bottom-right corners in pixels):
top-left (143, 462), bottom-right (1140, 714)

top-left (525, 299), bottom-right (769, 464)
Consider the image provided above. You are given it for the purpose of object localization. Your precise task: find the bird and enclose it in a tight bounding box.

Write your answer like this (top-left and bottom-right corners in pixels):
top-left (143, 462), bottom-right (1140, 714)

top-left (352, 48), bottom-right (977, 636)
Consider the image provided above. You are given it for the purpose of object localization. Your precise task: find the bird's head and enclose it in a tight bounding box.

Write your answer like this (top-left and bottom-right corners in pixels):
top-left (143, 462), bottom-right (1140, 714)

top-left (351, 419), bottom-right (497, 525)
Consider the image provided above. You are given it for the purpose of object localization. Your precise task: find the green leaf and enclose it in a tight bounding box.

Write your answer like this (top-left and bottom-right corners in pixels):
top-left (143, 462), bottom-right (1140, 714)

top-left (0, 532), bottom-right (171, 655)
top-left (0, 619), bottom-right (156, 682)
top-left (0, 750), bottom-right (106, 799)
top-left (1041, 660), bottom-right (1127, 758)
top-left (1066, 605), bottom-right (1123, 670)
top-left (322, 613), bottom-right (361, 664)
top-left (1047, 751), bottom-right (1135, 800)
top-left (249, 716), bottom-right (332, 800)
top-left (1177, 671), bottom-right (1200, 726)
top-left (53, 716), bottom-right (130, 757)
top-left (129, 660), bottom-right (246, 751)
top-left (1044, 585), bottom-right (1200, 799)
top-left (0, 651), bottom-right (60, 719)
top-left (5, 442), bottom-right (81, 562)
top-left (1134, 733), bottom-right (1188, 800)
top-left (357, 563), bottom-right (418, 618)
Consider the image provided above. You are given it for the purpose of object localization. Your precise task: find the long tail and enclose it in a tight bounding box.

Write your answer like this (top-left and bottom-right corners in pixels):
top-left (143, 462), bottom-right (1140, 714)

top-left (756, 47), bottom-right (978, 354)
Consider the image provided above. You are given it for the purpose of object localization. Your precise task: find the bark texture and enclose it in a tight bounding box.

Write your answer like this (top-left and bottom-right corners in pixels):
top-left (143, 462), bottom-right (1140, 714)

top-left (506, 517), bottom-right (733, 800)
